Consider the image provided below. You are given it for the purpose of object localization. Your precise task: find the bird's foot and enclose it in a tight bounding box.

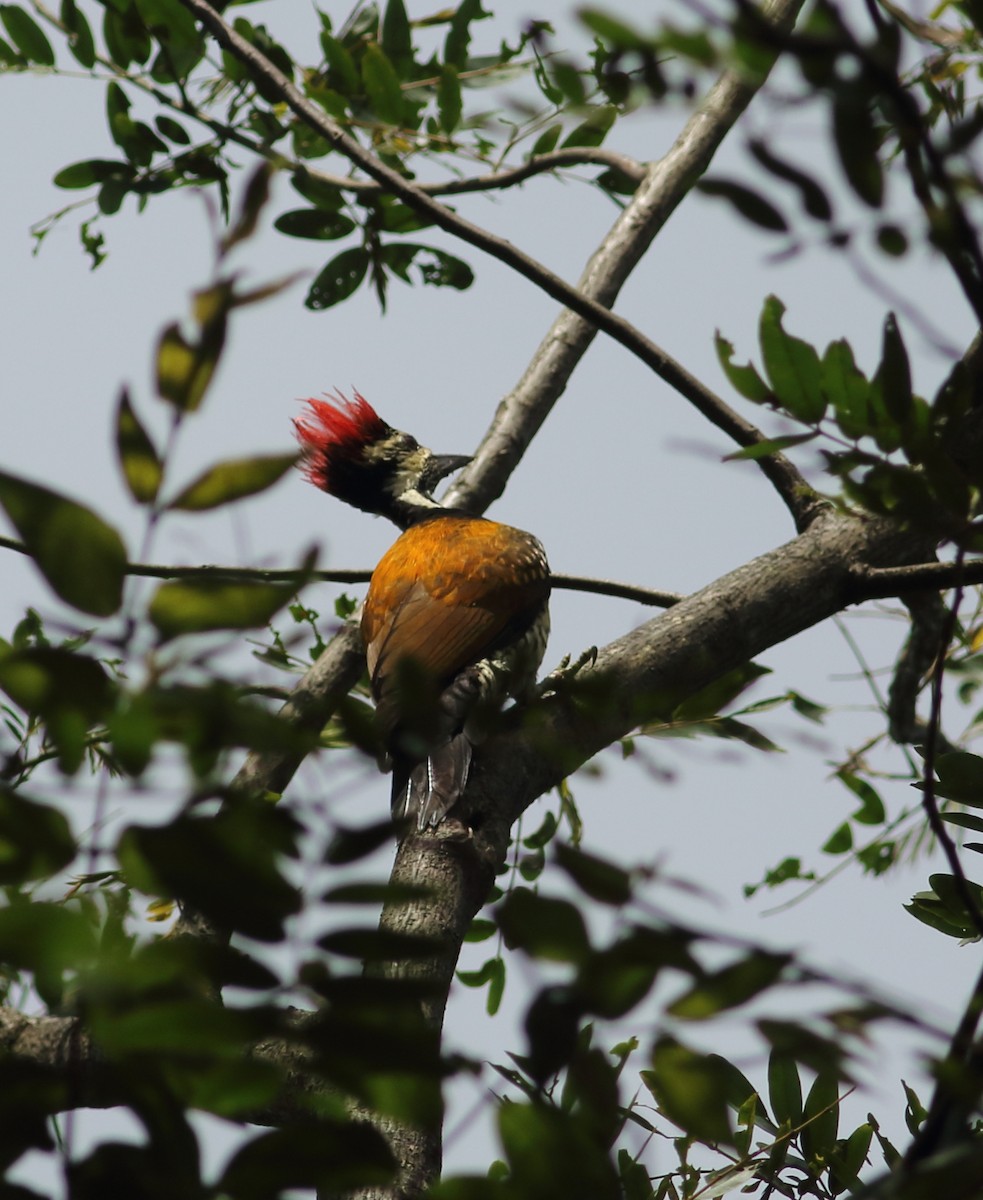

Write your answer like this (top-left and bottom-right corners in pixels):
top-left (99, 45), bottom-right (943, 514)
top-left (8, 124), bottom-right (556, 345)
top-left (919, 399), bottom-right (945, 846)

top-left (534, 645), bottom-right (598, 699)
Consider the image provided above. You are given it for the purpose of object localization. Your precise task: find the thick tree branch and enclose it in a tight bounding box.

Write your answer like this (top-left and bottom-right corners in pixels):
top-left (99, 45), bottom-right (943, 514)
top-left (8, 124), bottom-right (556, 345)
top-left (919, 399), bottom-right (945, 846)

top-left (852, 558), bottom-right (983, 598)
top-left (177, 0), bottom-right (816, 528)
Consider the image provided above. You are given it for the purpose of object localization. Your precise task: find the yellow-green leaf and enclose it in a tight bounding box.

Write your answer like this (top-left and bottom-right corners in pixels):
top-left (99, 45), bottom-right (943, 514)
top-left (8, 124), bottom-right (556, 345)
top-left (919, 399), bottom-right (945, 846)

top-left (168, 453), bottom-right (298, 511)
top-left (116, 387), bottom-right (162, 504)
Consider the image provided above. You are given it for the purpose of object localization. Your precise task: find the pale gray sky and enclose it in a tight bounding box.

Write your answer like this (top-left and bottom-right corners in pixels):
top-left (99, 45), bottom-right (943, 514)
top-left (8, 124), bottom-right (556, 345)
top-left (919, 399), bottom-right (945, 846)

top-left (2, 0), bottom-right (980, 1185)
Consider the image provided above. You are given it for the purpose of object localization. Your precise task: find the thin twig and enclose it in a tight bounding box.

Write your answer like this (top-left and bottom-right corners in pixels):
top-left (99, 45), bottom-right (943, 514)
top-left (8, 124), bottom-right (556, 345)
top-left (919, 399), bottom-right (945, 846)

top-left (0, 534), bottom-right (680, 609)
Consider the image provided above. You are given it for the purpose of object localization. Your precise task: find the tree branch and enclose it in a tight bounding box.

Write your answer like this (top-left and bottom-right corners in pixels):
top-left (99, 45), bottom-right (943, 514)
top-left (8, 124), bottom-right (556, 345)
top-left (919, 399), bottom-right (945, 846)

top-left (294, 146), bottom-right (646, 198)
top-left (444, 0), bottom-right (814, 523)
top-left (0, 535), bottom-right (681, 608)
top-left (177, 0), bottom-right (817, 529)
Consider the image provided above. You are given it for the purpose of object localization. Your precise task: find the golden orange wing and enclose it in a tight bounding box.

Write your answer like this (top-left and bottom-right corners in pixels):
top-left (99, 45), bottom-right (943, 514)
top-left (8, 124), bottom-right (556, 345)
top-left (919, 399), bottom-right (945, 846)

top-left (361, 515), bottom-right (549, 732)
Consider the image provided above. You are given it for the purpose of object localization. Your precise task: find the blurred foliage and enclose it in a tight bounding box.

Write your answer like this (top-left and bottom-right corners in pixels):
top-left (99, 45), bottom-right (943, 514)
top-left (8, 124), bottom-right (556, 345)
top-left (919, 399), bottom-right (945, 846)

top-left (3, 0), bottom-right (983, 1197)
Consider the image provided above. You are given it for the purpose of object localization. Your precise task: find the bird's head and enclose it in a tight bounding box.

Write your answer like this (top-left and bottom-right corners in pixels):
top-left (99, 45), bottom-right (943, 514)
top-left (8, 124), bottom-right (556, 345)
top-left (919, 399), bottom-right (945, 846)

top-left (294, 391), bottom-right (471, 525)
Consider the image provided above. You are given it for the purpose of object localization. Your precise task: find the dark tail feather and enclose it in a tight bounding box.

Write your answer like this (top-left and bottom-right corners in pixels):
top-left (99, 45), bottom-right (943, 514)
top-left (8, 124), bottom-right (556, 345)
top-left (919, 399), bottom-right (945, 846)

top-left (391, 735), bottom-right (473, 831)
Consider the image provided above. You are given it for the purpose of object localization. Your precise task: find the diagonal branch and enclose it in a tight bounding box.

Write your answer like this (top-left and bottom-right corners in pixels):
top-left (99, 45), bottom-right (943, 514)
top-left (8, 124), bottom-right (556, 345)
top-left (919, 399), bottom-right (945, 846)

top-left (177, 0), bottom-right (817, 528)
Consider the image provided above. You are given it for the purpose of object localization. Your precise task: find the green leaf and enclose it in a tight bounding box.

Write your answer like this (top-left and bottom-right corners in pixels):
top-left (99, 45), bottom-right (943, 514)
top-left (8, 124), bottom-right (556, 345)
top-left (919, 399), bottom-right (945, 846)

top-left (748, 139), bottom-right (832, 221)
top-left (672, 663), bottom-right (770, 723)
top-left (668, 952), bottom-right (790, 1021)
top-left (381, 0), bottom-right (412, 67)
top-left (118, 804), bottom-right (302, 943)
top-left (306, 248), bottom-right (369, 310)
top-left (698, 179), bottom-right (788, 233)
top-left (0, 645), bottom-right (114, 726)
top-left (715, 333), bottom-right (772, 403)
top-left (941, 812), bottom-right (983, 835)
top-left (218, 1123), bottom-right (395, 1198)
top-left (723, 432), bottom-right (818, 461)
top-left (872, 313), bottom-right (913, 425)
top-left (759, 296), bottom-right (826, 422)
top-left (362, 42), bottom-right (404, 125)
top-left (829, 1122), bottom-right (874, 1192)
top-left (155, 318), bottom-right (224, 413)
top-left (437, 63), bottom-right (462, 133)
top-left (53, 159), bottom-right (132, 189)
top-left (561, 104), bottom-right (616, 149)
top-left (644, 1037), bottom-right (733, 1144)
top-left (832, 89), bottom-right (883, 207)
top-left (149, 574), bottom-right (304, 639)
top-left (822, 339), bottom-right (870, 439)
top-left (444, 0), bottom-right (490, 69)
top-left (155, 114), bottom-right (190, 144)
top-left (324, 819), bottom-right (400, 864)
top-left (321, 31), bottom-right (360, 95)
top-left (934, 750), bottom-right (983, 805)
top-left (555, 842), bottom-right (632, 906)
top-left (531, 123), bottom-right (562, 156)
top-left (0, 902), bottom-right (96, 975)
top-left (274, 209), bottom-right (357, 240)
top-left (61, 0), bottom-right (95, 68)
top-left (801, 1071), bottom-right (840, 1164)
top-left (708, 1053), bottom-right (777, 1132)
top-left (497, 888), bottom-right (589, 964)
top-left (837, 771), bottom-right (885, 825)
top-left (0, 5), bottom-right (54, 64)
top-left (116, 388), bottom-right (162, 504)
top-left (0, 472), bottom-right (126, 616)
top-left (823, 822), bottom-right (853, 854)
top-left (0, 788), bottom-right (76, 884)
top-left (768, 1050), bottom-right (803, 1126)
top-left (167, 453), bottom-right (297, 511)
top-left (384, 243), bottom-right (474, 291)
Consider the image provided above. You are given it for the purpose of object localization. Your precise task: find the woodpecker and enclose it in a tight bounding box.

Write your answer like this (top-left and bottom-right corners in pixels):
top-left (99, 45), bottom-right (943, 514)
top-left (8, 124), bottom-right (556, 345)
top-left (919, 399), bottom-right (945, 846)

top-left (295, 392), bottom-right (550, 831)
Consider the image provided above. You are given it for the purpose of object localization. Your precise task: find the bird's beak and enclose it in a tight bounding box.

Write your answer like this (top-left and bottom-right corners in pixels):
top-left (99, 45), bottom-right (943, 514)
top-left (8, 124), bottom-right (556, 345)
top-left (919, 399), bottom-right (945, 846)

top-left (430, 454), bottom-right (472, 482)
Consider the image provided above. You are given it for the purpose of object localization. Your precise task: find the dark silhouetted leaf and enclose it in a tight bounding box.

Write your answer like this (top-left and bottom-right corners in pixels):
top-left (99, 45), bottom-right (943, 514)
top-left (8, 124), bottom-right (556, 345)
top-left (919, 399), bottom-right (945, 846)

top-left (274, 208), bottom-right (357, 240)
top-left (307, 248), bottom-right (369, 309)
top-left (669, 952), bottom-right (790, 1020)
top-left (117, 804), bottom-right (302, 942)
top-left (698, 178), bottom-right (788, 232)
top-left (833, 90), bottom-right (883, 207)
top-left (219, 1123), bottom-right (395, 1198)
top-left (555, 842), bottom-right (632, 905)
top-left (497, 888), bottom-right (589, 963)
top-left (748, 138), bottom-right (833, 220)
top-left (0, 788), bottom-right (75, 884)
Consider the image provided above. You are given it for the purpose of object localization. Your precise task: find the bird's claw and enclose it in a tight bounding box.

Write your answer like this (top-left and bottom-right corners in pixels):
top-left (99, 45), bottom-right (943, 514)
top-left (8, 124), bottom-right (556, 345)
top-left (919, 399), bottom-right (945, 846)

top-left (534, 645), bottom-right (598, 699)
